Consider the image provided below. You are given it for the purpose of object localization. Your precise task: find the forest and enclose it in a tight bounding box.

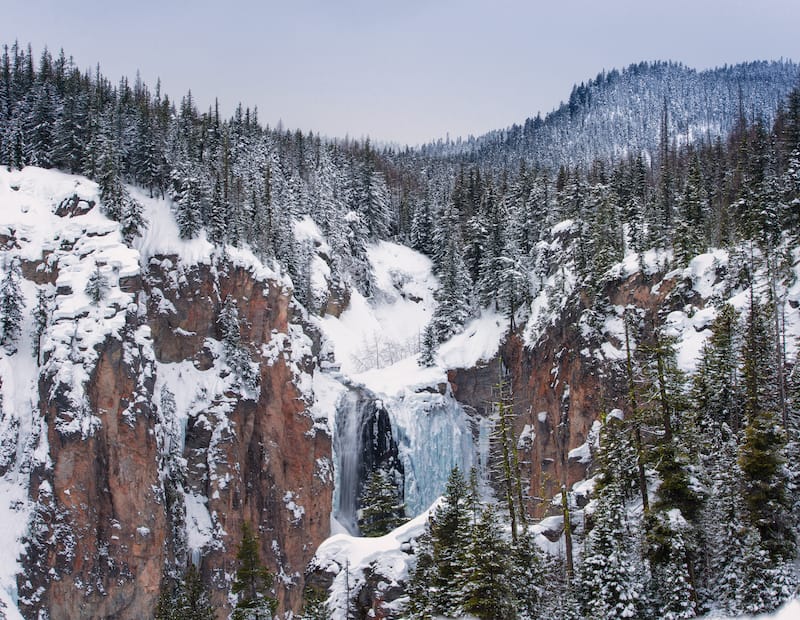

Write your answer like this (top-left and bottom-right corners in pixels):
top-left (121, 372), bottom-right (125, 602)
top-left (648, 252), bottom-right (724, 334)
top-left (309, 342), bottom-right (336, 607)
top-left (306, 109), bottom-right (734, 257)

top-left (1, 41), bottom-right (800, 619)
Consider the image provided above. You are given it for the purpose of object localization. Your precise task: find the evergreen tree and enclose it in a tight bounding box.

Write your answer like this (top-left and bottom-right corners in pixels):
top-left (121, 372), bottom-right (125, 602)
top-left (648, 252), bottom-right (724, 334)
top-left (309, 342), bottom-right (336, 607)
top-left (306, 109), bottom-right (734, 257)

top-left (691, 303), bottom-right (740, 438)
top-left (404, 528), bottom-right (437, 619)
top-left (155, 565), bottom-right (214, 620)
top-left (85, 262), bottom-right (109, 305)
top-left (580, 483), bottom-right (643, 620)
top-left (738, 294), bottom-right (795, 561)
top-left (674, 163), bottom-right (706, 267)
top-left (428, 466), bottom-right (471, 615)
top-left (32, 287), bottom-right (51, 362)
top-left (218, 296), bottom-right (259, 392)
top-left (357, 466), bottom-right (406, 537)
top-left (231, 522), bottom-right (277, 620)
top-left (417, 323), bottom-right (437, 368)
top-left (510, 525), bottom-right (548, 619)
top-left (459, 504), bottom-right (515, 620)
top-left (0, 257), bottom-right (24, 352)
top-left (644, 511), bottom-right (697, 619)
top-left (177, 564), bottom-right (215, 620)
top-left (299, 590), bottom-right (331, 620)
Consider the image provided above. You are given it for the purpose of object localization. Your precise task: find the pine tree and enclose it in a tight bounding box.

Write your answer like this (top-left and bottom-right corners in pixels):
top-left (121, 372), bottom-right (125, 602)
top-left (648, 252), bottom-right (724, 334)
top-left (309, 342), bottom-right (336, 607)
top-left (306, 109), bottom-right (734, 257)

top-left (417, 323), bottom-right (437, 368)
top-left (674, 155), bottom-right (708, 266)
top-left (428, 466), bottom-right (471, 615)
top-left (218, 296), bottom-right (259, 392)
top-left (231, 522), bottom-right (277, 620)
top-left (691, 303), bottom-right (740, 438)
top-left (177, 564), bottom-right (215, 620)
top-left (299, 590), bottom-right (331, 620)
top-left (459, 504), bottom-right (515, 620)
top-left (0, 257), bottom-right (24, 352)
top-left (644, 511), bottom-right (697, 619)
top-left (85, 262), bottom-right (109, 305)
top-left (32, 287), bottom-right (51, 362)
top-left (510, 525), bottom-right (547, 619)
top-left (404, 528), bottom-right (437, 619)
top-left (579, 483), bottom-right (643, 620)
top-left (738, 294), bottom-right (795, 561)
top-left (156, 565), bottom-right (215, 620)
top-left (357, 467), bottom-right (406, 537)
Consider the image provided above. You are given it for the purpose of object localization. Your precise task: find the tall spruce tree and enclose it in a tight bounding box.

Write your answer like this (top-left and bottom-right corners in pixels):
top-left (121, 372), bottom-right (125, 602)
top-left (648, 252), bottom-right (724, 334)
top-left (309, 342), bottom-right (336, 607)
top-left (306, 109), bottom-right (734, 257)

top-left (0, 257), bottom-right (24, 352)
top-left (231, 522), bottom-right (277, 620)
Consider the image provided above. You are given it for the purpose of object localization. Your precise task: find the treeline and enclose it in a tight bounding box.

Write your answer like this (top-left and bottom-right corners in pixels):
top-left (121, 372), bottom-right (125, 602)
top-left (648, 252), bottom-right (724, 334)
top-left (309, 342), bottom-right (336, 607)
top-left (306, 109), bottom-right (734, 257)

top-left (0, 42), bottom-right (400, 305)
top-left (411, 84), bottom-right (800, 362)
top-left (413, 60), bottom-right (799, 170)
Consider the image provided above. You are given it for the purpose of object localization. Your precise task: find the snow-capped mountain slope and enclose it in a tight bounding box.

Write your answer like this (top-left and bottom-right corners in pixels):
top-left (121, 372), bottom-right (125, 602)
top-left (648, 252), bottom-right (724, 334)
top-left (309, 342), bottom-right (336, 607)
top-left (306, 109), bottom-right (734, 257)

top-left (416, 60), bottom-right (800, 168)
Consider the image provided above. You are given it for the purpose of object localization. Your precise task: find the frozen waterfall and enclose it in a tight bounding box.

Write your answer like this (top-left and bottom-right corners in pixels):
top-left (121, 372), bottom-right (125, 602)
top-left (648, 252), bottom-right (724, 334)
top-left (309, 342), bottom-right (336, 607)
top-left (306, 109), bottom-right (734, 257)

top-left (331, 381), bottom-right (475, 532)
top-left (389, 390), bottom-right (473, 517)
top-left (332, 389), bottom-right (373, 535)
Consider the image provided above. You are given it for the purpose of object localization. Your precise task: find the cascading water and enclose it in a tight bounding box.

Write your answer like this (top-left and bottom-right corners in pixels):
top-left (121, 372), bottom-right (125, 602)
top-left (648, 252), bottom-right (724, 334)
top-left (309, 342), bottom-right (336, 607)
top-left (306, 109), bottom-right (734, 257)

top-left (331, 381), bottom-right (474, 534)
top-left (332, 389), bottom-right (370, 535)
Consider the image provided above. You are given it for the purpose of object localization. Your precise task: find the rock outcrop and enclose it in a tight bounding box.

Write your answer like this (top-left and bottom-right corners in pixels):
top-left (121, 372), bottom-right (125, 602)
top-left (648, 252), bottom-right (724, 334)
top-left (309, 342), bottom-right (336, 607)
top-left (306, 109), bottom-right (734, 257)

top-left (19, 254), bottom-right (333, 619)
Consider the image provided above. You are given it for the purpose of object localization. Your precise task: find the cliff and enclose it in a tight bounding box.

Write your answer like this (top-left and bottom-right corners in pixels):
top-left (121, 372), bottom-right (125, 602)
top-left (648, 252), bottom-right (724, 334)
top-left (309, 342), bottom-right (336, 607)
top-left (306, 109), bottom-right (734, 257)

top-left (0, 168), bottom-right (333, 619)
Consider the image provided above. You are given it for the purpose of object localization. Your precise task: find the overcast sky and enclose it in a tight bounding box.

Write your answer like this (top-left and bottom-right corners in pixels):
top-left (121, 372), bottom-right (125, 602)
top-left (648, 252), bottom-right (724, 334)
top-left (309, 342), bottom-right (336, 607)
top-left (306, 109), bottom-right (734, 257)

top-left (3, 1), bottom-right (799, 146)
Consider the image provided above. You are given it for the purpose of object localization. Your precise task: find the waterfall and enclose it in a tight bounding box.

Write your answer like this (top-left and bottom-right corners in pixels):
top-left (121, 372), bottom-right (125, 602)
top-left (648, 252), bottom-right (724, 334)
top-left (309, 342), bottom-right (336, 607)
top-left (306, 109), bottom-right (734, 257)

top-left (331, 382), bottom-right (473, 534)
top-left (332, 389), bottom-right (375, 536)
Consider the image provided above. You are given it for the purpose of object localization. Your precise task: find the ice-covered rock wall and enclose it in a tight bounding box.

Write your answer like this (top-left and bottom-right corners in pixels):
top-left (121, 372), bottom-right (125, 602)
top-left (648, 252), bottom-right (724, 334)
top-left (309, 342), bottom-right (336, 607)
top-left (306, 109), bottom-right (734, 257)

top-left (389, 389), bottom-right (473, 517)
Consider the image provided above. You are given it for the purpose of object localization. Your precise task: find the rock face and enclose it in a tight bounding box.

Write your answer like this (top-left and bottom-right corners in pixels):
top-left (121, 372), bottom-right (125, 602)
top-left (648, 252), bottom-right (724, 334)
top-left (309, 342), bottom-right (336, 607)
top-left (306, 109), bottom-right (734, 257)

top-left (450, 270), bottom-right (680, 519)
top-left (19, 257), bottom-right (333, 619)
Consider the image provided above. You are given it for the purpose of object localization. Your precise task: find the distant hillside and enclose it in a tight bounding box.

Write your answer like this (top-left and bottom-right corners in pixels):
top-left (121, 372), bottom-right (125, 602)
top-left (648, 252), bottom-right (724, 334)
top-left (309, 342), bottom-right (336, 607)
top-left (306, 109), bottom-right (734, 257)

top-left (417, 60), bottom-right (800, 169)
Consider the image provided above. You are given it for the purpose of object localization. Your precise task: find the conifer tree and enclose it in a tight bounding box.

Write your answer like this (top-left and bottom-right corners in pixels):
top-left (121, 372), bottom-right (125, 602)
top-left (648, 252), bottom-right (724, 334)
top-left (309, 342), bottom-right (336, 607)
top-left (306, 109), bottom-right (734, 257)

top-left (580, 483), bottom-right (643, 620)
top-left (691, 303), bottom-right (740, 438)
top-left (218, 296), bottom-right (259, 392)
top-left (738, 294), bottom-right (795, 561)
top-left (428, 466), bottom-right (471, 615)
top-left (459, 504), bottom-right (515, 620)
top-left (231, 522), bottom-right (277, 620)
top-left (644, 511), bottom-right (697, 619)
top-left (85, 262), bottom-right (109, 305)
top-left (155, 564), bottom-right (214, 620)
top-left (0, 257), bottom-right (24, 352)
top-left (510, 525), bottom-right (547, 619)
top-left (417, 323), bottom-right (437, 368)
top-left (357, 466), bottom-right (406, 537)
top-left (32, 287), bottom-right (51, 362)
top-left (177, 564), bottom-right (215, 620)
top-left (299, 590), bottom-right (331, 620)
top-left (404, 528), bottom-right (437, 619)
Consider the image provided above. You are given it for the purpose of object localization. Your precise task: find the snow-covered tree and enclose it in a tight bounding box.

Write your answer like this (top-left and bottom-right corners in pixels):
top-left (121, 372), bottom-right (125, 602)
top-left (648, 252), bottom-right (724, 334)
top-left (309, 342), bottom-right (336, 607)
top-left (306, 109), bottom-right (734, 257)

top-left (0, 257), bottom-right (24, 352)
top-left (85, 262), bottom-right (109, 305)
top-left (231, 522), bottom-right (277, 620)
top-left (579, 483), bottom-right (643, 620)
top-left (357, 467), bottom-right (406, 537)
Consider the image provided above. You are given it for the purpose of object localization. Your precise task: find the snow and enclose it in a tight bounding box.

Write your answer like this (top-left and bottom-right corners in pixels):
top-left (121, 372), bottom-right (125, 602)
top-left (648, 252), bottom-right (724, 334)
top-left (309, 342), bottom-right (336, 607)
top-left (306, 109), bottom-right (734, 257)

top-left (701, 599), bottom-right (800, 619)
top-left (185, 492), bottom-right (216, 555)
top-left (311, 506), bottom-right (433, 619)
top-left (319, 241), bottom-right (437, 380)
top-left (436, 310), bottom-right (508, 370)
top-left (568, 441), bottom-right (592, 464)
top-left (319, 240), bottom-right (477, 520)
top-left (129, 186), bottom-right (214, 266)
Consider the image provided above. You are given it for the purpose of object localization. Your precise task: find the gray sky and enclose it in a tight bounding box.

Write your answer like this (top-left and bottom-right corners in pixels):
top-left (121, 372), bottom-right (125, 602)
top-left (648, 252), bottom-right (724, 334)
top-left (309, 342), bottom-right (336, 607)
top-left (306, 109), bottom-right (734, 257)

top-left (3, 0), bottom-right (800, 146)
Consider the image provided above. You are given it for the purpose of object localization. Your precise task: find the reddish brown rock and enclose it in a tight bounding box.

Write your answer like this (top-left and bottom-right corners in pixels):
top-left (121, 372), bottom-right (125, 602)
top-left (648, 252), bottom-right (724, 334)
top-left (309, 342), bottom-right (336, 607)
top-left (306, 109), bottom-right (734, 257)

top-left (20, 258), bottom-right (333, 619)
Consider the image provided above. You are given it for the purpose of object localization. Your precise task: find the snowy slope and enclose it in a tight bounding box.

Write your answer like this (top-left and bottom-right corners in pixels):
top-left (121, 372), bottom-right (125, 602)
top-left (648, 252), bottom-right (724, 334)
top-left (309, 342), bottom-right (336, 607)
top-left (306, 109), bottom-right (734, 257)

top-left (316, 241), bottom-right (511, 519)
